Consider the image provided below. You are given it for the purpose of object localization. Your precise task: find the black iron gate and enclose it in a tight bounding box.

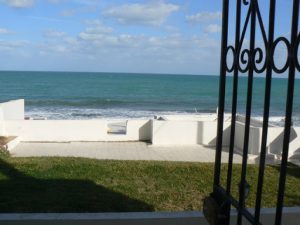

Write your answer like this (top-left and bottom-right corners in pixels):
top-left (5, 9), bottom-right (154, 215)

top-left (203, 0), bottom-right (299, 225)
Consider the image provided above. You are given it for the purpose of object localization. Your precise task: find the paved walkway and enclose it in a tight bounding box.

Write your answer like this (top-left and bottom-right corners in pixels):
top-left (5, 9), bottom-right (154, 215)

top-left (10, 141), bottom-right (253, 163)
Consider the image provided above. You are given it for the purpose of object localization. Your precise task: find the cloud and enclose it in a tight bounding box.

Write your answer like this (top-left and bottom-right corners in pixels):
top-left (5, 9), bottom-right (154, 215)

top-left (0, 28), bottom-right (10, 34)
top-left (0, 39), bottom-right (30, 54)
top-left (47, 0), bottom-right (64, 3)
top-left (59, 6), bottom-right (97, 17)
top-left (0, 32), bottom-right (220, 74)
top-left (103, 1), bottom-right (179, 26)
top-left (79, 22), bottom-right (114, 41)
top-left (28, 15), bottom-right (68, 23)
top-left (0, 0), bottom-right (34, 8)
top-left (186, 11), bottom-right (221, 24)
top-left (204, 24), bottom-right (221, 33)
top-left (43, 29), bottom-right (66, 38)
top-left (0, 17), bottom-right (221, 74)
top-left (48, 0), bottom-right (100, 6)
top-left (83, 19), bottom-right (105, 26)
top-left (60, 9), bottom-right (76, 17)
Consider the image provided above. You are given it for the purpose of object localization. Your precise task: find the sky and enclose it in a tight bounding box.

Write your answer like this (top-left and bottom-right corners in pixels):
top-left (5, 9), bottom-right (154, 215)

top-left (0, 0), bottom-right (294, 75)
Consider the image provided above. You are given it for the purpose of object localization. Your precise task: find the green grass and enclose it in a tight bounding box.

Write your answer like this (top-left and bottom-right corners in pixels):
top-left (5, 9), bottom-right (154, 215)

top-left (0, 154), bottom-right (299, 212)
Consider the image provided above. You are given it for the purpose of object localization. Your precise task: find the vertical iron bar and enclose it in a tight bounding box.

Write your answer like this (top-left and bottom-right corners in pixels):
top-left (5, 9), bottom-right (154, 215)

top-left (213, 0), bottom-right (229, 188)
top-left (237, 0), bottom-right (257, 224)
top-left (225, 1), bottom-right (241, 224)
top-left (226, 0), bottom-right (241, 195)
top-left (275, 0), bottom-right (299, 224)
top-left (254, 0), bottom-right (276, 223)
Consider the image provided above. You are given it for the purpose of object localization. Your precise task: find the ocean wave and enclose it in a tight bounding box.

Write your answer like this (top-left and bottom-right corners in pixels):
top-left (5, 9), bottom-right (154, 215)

top-left (25, 107), bottom-right (193, 120)
top-left (25, 107), bottom-right (299, 127)
top-left (26, 99), bottom-right (131, 107)
top-left (25, 99), bottom-right (203, 109)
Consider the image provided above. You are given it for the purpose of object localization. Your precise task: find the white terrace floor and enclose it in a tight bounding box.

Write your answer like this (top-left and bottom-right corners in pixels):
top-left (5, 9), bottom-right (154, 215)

top-left (9, 142), bottom-right (256, 164)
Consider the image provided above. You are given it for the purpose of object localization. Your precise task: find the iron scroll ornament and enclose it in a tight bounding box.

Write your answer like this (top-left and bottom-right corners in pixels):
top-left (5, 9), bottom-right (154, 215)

top-left (225, 0), bottom-right (267, 74)
top-left (210, 0), bottom-right (300, 225)
top-left (225, 1), bottom-right (300, 74)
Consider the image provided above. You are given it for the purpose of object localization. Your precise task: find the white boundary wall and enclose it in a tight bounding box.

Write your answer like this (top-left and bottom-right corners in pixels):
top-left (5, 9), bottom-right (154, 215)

top-left (234, 121), bottom-right (262, 155)
top-left (0, 99), bottom-right (24, 120)
top-left (2, 120), bottom-right (151, 142)
top-left (152, 120), bottom-right (199, 145)
top-left (151, 120), bottom-right (231, 146)
top-left (234, 121), bottom-right (300, 156)
top-left (0, 99), bottom-right (299, 158)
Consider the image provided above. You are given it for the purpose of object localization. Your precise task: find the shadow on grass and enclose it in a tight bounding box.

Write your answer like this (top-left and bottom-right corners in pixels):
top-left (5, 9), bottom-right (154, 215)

top-left (269, 163), bottom-right (300, 206)
top-left (271, 163), bottom-right (300, 179)
top-left (285, 163), bottom-right (300, 179)
top-left (0, 158), bottom-right (153, 213)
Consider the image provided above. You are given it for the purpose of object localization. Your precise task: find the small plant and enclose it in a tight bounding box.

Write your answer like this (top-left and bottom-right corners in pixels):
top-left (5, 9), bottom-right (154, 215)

top-left (0, 146), bottom-right (9, 156)
top-left (0, 136), bottom-right (10, 156)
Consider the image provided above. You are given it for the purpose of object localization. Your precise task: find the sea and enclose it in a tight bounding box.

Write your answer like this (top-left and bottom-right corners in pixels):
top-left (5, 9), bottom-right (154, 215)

top-left (0, 71), bottom-right (299, 125)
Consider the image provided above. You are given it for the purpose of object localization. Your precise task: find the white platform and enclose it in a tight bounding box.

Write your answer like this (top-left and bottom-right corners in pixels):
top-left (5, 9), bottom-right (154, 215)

top-left (10, 142), bottom-right (250, 163)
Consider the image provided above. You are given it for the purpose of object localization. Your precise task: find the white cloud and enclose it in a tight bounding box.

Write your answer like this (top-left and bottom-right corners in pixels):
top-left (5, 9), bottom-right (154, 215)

top-left (60, 9), bottom-right (76, 17)
top-left (43, 29), bottom-right (66, 38)
top-left (164, 25), bottom-right (180, 33)
top-left (1, 33), bottom-right (220, 74)
top-left (28, 15), bottom-right (68, 23)
top-left (48, 0), bottom-right (100, 6)
top-left (59, 5), bottom-right (97, 17)
top-left (47, 0), bottom-right (61, 3)
top-left (0, 40), bottom-right (30, 54)
top-left (186, 11), bottom-right (221, 24)
top-left (0, 19), bottom-right (221, 74)
top-left (103, 1), bottom-right (179, 26)
top-left (84, 19), bottom-right (105, 26)
top-left (204, 24), bottom-right (221, 33)
top-left (0, 28), bottom-right (10, 34)
top-left (0, 0), bottom-right (34, 8)
top-left (79, 23), bottom-right (114, 41)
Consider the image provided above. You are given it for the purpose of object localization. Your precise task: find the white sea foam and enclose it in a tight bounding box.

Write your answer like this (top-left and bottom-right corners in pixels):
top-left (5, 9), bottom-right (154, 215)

top-left (247, 116), bottom-right (300, 126)
top-left (25, 107), bottom-right (300, 126)
top-left (25, 107), bottom-right (192, 120)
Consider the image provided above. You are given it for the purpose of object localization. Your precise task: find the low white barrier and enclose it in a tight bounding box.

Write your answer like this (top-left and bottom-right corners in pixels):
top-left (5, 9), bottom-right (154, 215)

top-left (234, 121), bottom-right (262, 155)
top-left (151, 120), bottom-right (231, 146)
top-left (199, 121), bottom-right (231, 146)
top-left (152, 120), bottom-right (199, 145)
top-left (0, 98), bottom-right (298, 159)
top-left (2, 120), bottom-right (151, 142)
top-left (0, 99), bottom-right (24, 120)
top-left (234, 121), bottom-right (300, 156)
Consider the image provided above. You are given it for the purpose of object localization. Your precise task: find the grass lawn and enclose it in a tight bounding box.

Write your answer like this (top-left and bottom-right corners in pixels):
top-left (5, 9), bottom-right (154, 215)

top-left (0, 154), bottom-right (299, 212)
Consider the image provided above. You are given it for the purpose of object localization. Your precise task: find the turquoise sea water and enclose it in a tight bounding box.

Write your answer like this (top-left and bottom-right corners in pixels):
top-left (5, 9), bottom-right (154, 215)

top-left (0, 71), bottom-right (299, 124)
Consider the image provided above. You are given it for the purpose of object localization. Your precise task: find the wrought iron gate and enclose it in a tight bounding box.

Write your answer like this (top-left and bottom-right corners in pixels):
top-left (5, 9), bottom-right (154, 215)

top-left (204, 0), bottom-right (299, 225)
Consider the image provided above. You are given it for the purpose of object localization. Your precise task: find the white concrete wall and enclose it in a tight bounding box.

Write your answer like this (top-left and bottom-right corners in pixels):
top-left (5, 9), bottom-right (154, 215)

top-left (3, 119), bottom-right (151, 142)
top-left (267, 127), bottom-right (300, 156)
top-left (158, 114), bottom-right (217, 121)
top-left (151, 120), bottom-right (231, 146)
top-left (199, 121), bottom-right (231, 146)
top-left (0, 121), bottom-right (4, 136)
top-left (128, 120), bottom-right (151, 141)
top-left (152, 120), bottom-right (199, 145)
top-left (105, 120), bottom-right (151, 142)
top-left (234, 122), bottom-right (300, 156)
top-left (234, 122), bottom-right (262, 155)
top-left (0, 99), bottom-right (24, 120)
top-left (4, 120), bottom-right (107, 142)
top-left (0, 100), bottom-right (297, 155)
